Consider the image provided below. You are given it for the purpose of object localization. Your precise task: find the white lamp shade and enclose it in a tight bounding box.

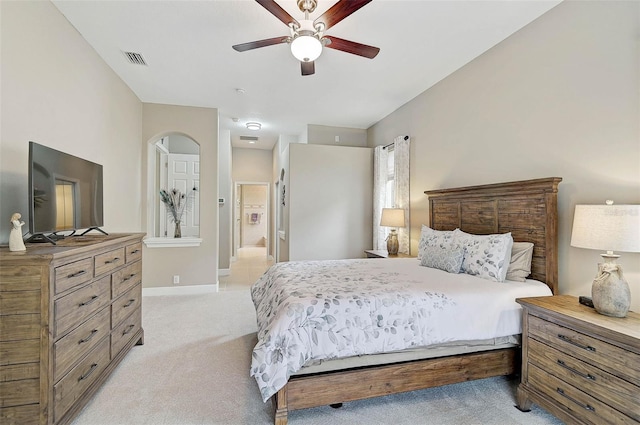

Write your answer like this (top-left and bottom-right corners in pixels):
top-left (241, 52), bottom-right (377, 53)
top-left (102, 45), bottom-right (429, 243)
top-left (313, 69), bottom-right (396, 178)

top-left (380, 208), bottom-right (406, 228)
top-left (571, 204), bottom-right (640, 253)
top-left (290, 35), bottom-right (322, 62)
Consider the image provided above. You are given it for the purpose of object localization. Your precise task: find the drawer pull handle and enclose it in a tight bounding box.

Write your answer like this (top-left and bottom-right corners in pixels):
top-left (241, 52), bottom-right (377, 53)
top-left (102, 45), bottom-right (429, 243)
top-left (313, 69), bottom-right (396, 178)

top-left (79, 295), bottom-right (99, 307)
top-left (123, 324), bottom-right (135, 336)
top-left (122, 273), bottom-right (136, 282)
top-left (557, 334), bottom-right (596, 352)
top-left (78, 363), bottom-right (98, 382)
top-left (104, 257), bottom-right (121, 264)
top-left (557, 359), bottom-right (596, 381)
top-left (79, 329), bottom-right (98, 344)
top-left (556, 388), bottom-right (595, 412)
top-left (123, 299), bottom-right (136, 307)
top-left (68, 270), bottom-right (87, 278)
top-left (130, 249), bottom-right (140, 254)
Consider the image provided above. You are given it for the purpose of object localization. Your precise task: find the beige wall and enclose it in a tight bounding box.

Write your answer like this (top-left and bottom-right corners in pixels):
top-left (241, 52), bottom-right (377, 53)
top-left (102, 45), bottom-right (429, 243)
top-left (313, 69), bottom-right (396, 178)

top-left (368, 1), bottom-right (640, 310)
top-left (276, 142), bottom-right (291, 262)
top-left (232, 148), bottom-right (273, 182)
top-left (0, 1), bottom-right (143, 243)
top-left (289, 144), bottom-right (373, 261)
top-left (218, 130), bottom-right (232, 271)
top-left (142, 103), bottom-right (219, 287)
top-left (307, 124), bottom-right (368, 147)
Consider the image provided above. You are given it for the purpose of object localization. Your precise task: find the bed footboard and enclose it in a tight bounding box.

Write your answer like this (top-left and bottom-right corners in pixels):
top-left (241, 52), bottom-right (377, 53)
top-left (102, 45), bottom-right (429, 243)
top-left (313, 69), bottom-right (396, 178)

top-left (271, 348), bottom-right (518, 425)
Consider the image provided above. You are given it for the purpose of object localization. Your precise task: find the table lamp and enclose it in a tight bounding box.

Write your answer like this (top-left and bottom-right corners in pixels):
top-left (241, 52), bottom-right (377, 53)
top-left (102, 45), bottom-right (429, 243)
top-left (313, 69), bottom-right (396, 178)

top-left (570, 201), bottom-right (640, 317)
top-left (380, 208), bottom-right (406, 256)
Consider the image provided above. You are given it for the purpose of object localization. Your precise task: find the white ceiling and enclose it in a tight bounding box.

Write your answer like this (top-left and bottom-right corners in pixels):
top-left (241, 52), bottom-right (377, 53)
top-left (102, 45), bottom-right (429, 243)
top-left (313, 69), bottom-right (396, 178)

top-left (51, 0), bottom-right (561, 150)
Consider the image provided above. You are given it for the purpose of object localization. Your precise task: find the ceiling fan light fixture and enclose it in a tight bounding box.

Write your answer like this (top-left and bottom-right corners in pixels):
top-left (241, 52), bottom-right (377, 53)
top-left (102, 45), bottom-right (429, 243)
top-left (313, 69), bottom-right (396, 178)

top-left (291, 34), bottom-right (322, 62)
top-left (246, 122), bottom-right (261, 131)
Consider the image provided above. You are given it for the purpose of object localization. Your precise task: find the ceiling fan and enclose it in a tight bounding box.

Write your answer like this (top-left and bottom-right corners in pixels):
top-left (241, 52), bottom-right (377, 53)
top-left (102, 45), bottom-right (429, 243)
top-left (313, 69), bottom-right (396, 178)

top-left (232, 0), bottom-right (380, 76)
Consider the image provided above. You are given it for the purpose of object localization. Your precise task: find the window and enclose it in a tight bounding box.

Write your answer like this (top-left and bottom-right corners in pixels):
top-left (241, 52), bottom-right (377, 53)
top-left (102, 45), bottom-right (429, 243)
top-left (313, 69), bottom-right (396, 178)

top-left (384, 147), bottom-right (395, 209)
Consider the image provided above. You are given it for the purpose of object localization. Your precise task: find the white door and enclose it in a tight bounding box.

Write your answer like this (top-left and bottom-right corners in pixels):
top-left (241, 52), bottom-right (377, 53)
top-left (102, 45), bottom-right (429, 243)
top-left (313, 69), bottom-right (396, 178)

top-left (164, 153), bottom-right (200, 237)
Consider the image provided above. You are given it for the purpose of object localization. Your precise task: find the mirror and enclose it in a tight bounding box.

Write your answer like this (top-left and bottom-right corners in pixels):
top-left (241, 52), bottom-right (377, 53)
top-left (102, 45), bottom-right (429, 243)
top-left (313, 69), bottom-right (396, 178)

top-left (152, 134), bottom-right (200, 238)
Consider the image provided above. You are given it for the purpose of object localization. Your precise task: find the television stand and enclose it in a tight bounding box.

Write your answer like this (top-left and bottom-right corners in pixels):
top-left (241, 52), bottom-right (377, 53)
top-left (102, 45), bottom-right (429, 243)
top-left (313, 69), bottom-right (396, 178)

top-left (23, 232), bottom-right (70, 245)
top-left (79, 227), bottom-right (108, 236)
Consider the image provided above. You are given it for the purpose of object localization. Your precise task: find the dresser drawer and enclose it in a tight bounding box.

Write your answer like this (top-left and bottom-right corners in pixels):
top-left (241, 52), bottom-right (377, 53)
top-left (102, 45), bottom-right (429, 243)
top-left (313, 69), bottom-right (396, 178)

top-left (528, 339), bottom-right (640, 422)
top-left (528, 315), bottom-right (640, 384)
top-left (54, 276), bottom-right (110, 339)
top-left (55, 258), bottom-right (93, 295)
top-left (53, 337), bottom-right (110, 423)
top-left (53, 307), bottom-right (110, 382)
top-left (111, 306), bottom-right (141, 357)
top-left (529, 363), bottom-right (634, 425)
top-left (125, 242), bottom-right (142, 264)
top-left (112, 283), bottom-right (141, 329)
top-left (112, 261), bottom-right (142, 299)
top-left (94, 247), bottom-right (125, 277)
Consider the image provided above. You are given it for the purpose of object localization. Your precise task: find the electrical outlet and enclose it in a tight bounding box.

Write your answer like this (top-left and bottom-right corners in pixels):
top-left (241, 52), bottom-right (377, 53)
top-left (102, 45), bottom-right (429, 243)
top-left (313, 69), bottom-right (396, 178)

top-left (173, 275), bottom-right (179, 285)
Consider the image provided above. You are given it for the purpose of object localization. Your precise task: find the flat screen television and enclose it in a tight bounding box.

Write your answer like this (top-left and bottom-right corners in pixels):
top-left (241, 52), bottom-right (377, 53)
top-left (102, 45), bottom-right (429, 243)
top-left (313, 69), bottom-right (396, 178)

top-left (27, 141), bottom-right (105, 243)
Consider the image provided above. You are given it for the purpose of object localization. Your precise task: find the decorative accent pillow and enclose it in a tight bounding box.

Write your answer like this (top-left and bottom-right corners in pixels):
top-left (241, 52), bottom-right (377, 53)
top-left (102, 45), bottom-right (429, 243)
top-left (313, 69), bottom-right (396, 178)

top-left (506, 242), bottom-right (534, 282)
top-left (454, 229), bottom-right (514, 282)
top-left (418, 225), bottom-right (458, 261)
top-left (420, 245), bottom-right (464, 273)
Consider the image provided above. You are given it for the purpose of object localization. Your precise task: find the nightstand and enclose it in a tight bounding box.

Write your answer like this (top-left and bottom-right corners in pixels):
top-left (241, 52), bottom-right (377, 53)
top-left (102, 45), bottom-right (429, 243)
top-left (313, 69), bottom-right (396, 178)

top-left (516, 295), bottom-right (640, 424)
top-left (364, 250), bottom-right (413, 259)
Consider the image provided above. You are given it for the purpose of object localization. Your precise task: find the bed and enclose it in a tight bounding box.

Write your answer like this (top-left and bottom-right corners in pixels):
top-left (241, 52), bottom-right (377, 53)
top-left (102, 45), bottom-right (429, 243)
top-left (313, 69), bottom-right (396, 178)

top-left (251, 177), bottom-right (562, 424)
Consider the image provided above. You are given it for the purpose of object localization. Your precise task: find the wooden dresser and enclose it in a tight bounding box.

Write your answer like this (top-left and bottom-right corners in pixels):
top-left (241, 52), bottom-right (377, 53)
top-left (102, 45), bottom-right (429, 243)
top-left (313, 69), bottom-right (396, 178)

top-left (0, 233), bottom-right (145, 425)
top-left (516, 295), bottom-right (640, 424)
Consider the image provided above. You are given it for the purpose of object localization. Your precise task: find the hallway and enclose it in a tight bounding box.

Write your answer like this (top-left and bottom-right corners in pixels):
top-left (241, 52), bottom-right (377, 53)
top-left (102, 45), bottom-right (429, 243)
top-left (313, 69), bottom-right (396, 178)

top-left (219, 247), bottom-right (273, 291)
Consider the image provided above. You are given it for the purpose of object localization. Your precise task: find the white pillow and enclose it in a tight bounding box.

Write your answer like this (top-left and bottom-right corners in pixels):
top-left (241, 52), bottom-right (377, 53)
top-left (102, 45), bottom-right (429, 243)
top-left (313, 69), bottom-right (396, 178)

top-left (454, 229), bottom-right (514, 282)
top-left (506, 242), bottom-right (534, 282)
top-left (420, 245), bottom-right (464, 273)
top-left (418, 225), bottom-right (458, 260)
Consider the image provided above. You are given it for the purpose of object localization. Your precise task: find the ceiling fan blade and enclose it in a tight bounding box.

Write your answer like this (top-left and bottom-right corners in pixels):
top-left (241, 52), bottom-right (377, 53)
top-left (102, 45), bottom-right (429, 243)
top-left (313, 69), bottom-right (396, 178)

top-left (232, 36), bottom-right (289, 52)
top-left (301, 61), bottom-right (315, 76)
top-left (256, 0), bottom-right (299, 27)
top-left (314, 0), bottom-right (372, 31)
top-left (324, 36), bottom-right (380, 59)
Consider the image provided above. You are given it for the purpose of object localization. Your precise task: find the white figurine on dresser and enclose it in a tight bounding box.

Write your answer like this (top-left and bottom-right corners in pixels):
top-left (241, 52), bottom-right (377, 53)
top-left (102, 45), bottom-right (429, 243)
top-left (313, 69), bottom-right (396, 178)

top-left (9, 212), bottom-right (26, 251)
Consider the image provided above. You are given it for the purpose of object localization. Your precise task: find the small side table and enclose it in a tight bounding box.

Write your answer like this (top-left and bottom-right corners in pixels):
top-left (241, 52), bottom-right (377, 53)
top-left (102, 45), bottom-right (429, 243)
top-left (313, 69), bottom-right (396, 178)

top-left (516, 295), bottom-right (640, 424)
top-left (364, 250), bottom-right (414, 259)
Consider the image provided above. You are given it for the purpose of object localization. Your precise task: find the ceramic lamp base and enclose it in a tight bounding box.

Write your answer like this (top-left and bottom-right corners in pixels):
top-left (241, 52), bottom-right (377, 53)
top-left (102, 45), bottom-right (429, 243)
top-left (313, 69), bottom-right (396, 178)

top-left (592, 257), bottom-right (630, 318)
top-left (386, 230), bottom-right (399, 255)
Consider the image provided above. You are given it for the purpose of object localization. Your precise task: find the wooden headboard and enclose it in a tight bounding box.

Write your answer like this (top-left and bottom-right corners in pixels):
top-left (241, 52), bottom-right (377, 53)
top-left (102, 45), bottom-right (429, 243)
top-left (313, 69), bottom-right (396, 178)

top-left (424, 177), bottom-right (562, 294)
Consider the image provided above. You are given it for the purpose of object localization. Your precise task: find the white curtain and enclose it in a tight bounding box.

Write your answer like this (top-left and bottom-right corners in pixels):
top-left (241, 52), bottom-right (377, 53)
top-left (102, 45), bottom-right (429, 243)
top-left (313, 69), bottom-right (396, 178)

top-left (393, 136), bottom-right (410, 254)
top-left (372, 136), bottom-right (410, 254)
top-left (373, 145), bottom-right (388, 250)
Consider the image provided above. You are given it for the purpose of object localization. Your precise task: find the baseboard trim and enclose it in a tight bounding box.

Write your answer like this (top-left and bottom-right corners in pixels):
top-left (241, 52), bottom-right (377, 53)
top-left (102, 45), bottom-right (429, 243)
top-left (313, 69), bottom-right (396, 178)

top-left (218, 268), bottom-right (230, 276)
top-left (143, 283), bottom-right (219, 296)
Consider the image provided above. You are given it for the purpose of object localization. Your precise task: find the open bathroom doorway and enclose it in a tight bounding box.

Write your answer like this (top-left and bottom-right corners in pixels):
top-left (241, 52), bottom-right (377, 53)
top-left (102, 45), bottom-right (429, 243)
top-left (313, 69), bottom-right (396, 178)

top-left (233, 182), bottom-right (270, 264)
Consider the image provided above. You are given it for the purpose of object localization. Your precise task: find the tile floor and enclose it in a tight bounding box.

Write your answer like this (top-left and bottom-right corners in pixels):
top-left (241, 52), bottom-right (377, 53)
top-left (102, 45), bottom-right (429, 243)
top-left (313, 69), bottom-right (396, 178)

top-left (218, 246), bottom-right (274, 291)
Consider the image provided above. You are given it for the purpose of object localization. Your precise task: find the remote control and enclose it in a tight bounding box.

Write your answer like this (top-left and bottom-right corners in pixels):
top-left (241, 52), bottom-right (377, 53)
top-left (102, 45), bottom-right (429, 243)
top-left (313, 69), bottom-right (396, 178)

top-left (579, 295), bottom-right (594, 308)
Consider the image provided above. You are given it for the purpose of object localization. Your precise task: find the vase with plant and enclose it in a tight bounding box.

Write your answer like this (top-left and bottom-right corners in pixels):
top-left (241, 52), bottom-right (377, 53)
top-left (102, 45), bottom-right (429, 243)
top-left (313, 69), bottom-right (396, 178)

top-left (159, 187), bottom-right (197, 238)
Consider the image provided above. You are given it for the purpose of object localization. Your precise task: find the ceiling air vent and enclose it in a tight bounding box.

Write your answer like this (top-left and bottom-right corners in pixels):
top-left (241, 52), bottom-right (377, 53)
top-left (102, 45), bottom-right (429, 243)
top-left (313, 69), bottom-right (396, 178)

top-left (123, 51), bottom-right (147, 66)
top-left (240, 136), bottom-right (259, 141)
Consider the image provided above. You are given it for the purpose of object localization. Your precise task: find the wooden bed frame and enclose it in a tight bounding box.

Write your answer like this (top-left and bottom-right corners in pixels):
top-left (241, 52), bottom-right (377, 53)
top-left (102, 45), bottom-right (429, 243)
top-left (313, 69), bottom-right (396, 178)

top-left (272, 177), bottom-right (562, 424)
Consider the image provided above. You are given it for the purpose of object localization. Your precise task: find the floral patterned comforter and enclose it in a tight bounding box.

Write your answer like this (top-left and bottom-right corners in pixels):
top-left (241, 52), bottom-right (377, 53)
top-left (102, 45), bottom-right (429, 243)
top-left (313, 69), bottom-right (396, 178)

top-left (250, 258), bottom-right (552, 402)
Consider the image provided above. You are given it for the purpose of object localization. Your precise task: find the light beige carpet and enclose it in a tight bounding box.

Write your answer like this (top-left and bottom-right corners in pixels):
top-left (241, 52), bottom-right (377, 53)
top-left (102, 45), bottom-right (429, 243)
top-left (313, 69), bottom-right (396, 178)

top-left (70, 290), bottom-right (563, 425)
